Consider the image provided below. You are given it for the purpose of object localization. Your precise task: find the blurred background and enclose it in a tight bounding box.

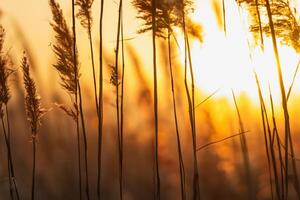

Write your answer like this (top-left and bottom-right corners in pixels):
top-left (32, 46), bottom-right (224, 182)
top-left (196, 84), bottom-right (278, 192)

top-left (1, 0), bottom-right (300, 199)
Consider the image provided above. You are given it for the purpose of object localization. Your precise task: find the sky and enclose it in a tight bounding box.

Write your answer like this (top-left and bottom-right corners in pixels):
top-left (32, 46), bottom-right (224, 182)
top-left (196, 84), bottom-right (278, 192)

top-left (1, 0), bottom-right (300, 103)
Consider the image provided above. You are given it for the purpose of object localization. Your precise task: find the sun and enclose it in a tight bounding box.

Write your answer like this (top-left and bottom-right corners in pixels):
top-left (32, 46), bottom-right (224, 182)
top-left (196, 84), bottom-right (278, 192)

top-left (185, 0), bottom-right (300, 102)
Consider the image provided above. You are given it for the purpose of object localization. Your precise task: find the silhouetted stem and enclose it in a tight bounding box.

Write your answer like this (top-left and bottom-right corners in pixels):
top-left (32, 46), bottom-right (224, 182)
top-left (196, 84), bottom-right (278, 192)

top-left (72, 1), bottom-right (89, 199)
top-left (31, 136), bottom-right (36, 200)
top-left (87, 26), bottom-right (99, 113)
top-left (1, 116), bottom-right (14, 200)
top-left (232, 91), bottom-right (255, 200)
top-left (120, 5), bottom-right (125, 200)
top-left (115, 0), bottom-right (123, 198)
top-left (5, 105), bottom-right (20, 200)
top-left (97, 0), bottom-right (104, 199)
top-left (167, 29), bottom-right (186, 200)
top-left (264, 0), bottom-right (300, 198)
top-left (78, 83), bottom-right (90, 200)
top-left (151, 0), bottom-right (160, 199)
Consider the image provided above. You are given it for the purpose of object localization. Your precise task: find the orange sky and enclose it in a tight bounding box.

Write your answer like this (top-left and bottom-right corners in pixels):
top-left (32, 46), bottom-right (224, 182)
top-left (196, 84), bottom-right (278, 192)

top-left (1, 0), bottom-right (300, 104)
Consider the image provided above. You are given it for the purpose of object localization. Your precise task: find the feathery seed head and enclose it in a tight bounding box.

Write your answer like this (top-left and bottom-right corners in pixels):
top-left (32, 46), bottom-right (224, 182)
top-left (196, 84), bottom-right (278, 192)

top-left (49, 0), bottom-right (78, 95)
top-left (21, 53), bottom-right (46, 135)
top-left (132, 0), bottom-right (194, 38)
top-left (0, 25), bottom-right (12, 105)
top-left (75, 0), bottom-right (94, 31)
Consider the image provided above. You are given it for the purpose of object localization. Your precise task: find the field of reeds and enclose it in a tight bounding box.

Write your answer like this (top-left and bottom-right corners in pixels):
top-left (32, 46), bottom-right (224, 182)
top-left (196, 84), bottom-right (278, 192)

top-left (1, 0), bottom-right (300, 199)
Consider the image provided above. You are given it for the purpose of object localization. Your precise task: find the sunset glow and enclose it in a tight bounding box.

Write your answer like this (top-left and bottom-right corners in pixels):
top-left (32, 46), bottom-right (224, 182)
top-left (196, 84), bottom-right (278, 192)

top-left (1, 0), bottom-right (300, 199)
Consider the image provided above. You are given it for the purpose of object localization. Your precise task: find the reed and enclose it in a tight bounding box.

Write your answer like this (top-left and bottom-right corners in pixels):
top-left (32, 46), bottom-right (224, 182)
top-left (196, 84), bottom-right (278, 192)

top-left (264, 0), bottom-right (300, 198)
top-left (75, 0), bottom-right (98, 113)
top-left (72, 0), bottom-right (90, 198)
top-left (120, 6), bottom-right (125, 200)
top-left (151, 0), bottom-right (160, 198)
top-left (254, 0), bottom-right (264, 50)
top-left (179, 1), bottom-right (201, 197)
top-left (49, 0), bottom-right (89, 198)
top-left (0, 25), bottom-right (20, 200)
top-left (269, 85), bottom-right (285, 200)
top-left (21, 53), bottom-right (46, 200)
top-left (222, 0), bottom-right (226, 34)
top-left (232, 91), bottom-right (255, 200)
top-left (254, 74), bottom-right (273, 198)
top-left (113, 0), bottom-right (124, 198)
top-left (167, 21), bottom-right (186, 200)
top-left (131, 0), bottom-right (161, 198)
top-left (97, 0), bottom-right (104, 198)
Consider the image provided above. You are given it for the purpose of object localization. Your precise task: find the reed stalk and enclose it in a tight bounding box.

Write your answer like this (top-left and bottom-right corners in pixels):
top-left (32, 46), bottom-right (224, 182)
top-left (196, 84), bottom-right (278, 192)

top-left (167, 27), bottom-right (186, 200)
top-left (21, 54), bottom-right (46, 200)
top-left (264, 0), bottom-right (300, 198)
top-left (71, 1), bottom-right (90, 198)
top-left (114, 0), bottom-right (124, 198)
top-left (0, 25), bottom-right (20, 200)
top-left (97, 0), bottom-right (104, 198)
top-left (232, 91), bottom-right (255, 200)
top-left (151, 0), bottom-right (160, 199)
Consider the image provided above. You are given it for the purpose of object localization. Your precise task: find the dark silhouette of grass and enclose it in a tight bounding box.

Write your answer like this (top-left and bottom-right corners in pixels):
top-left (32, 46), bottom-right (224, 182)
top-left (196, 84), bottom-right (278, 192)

top-left (113, 0), bottom-right (124, 198)
top-left (0, 25), bottom-right (20, 200)
top-left (264, 0), bottom-right (300, 198)
top-left (21, 53), bottom-right (46, 200)
top-left (49, 0), bottom-right (90, 199)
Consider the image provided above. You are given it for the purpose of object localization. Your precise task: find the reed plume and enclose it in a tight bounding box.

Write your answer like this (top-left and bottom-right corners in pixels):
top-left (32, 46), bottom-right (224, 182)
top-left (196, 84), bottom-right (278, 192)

top-left (0, 25), bottom-right (20, 200)
top-left (21, 53), bottom-right (46, 200)
top-left (49, 0), bottom-right (90, 199)
top-left (132, 1), bottom-right (196, 199)
top-left (49, 0), bottom-right (77, 95)
top-left (237, 0), bottom-right (299, 51)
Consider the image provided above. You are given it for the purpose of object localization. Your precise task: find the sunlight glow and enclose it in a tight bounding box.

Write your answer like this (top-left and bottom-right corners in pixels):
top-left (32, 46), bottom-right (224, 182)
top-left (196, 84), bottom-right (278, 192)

top-left (186, 0), bottom-right (300, 102)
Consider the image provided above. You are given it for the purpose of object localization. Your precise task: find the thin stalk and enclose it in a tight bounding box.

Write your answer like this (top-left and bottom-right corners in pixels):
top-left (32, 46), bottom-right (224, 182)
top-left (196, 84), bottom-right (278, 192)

top-left (196, 131), bottom-right (250, 151)
top-left (1, 116), bottom-right (14, 200)
top-left (5, 105), bottom-right (20, 200)
top-left (264, 91), bottom-right (281, 200)
top-left (186, 33), bottom-right (201, 200)
top-left (255, 73), bottom-right (275, 200)
top-left (255, 0), bottom-right (264, 50)
top-left (97, 0), bottom-right (104, 199)
top-left (269, 86), bottom-right (285, 199)
top-left (167, 29), bottom-right (186, 200)
top-left (78, 83), bottom-right (90, 200)
top-left (180, 1), bottom-right (200, 198)
top-left (72, 1), bottom-right (89, 199)
top-left (222, 0), bottom-right (226, 34)
top-left (87, 26), bottom-right (99, 113)
top-left (76, 105), bottom-right (82, 200)
top-left (264, 0), bottom-right (300, 198)
top-left (232, 91), bottom-right (255, 200)
top-left (115, 0), bottom-right (123, 199)
top-left (287, 60), bottom-right (300, 101)
top-left (31, 136), bottom-right (36, 200)
top-left (151, 0), bottom-right (160, 199)
top-left (120, 6), bottom-right (125, 200)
